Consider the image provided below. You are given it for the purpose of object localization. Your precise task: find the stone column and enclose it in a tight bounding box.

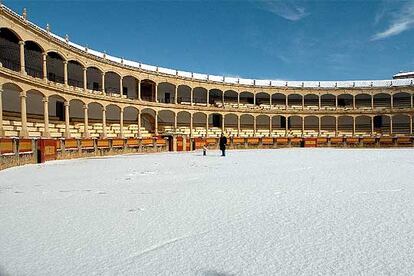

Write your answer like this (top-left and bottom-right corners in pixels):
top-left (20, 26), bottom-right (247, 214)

top-left (102, 107), bottom-right (107, 138)
top-left (206, 91), bottom-right (209, 106)
top-left (318, 116), bottom-right (321, 135)
top-left (206, 115), bottom-right (209, 137)
top-left (335, 116), bottom-right (338, 136)
top-left (19, 41), bottom-right (26, 74)
top-left (253, 94), bottom-right (256, 106)
top-left (253, 116), bottom-right (256, 137)
top-left (371, 95), bottom-right (374, 110)
top-left (352, 95), bottom-right (356, 109)
top-left (20, 92), bottom-right (28, 137)
top-left (237, 93), bottom-right (240, 108)
top-left (137, 109), bottom-right (141, 137)
top-left (63, 61), bottom-right (68, 86)
top-left (42, 53), bottom-right (47, 81)
top-left (174, 85), bottom-right (178, 104)
top-left (237, 115), bottom-right (241, 136)
top-left (83, 67), bottom-right (87, 91)
top-left (269, 116), bottom-right (272, 137)
top-left (101, 72), bottom-right (105, 94)
top-left (155, 84), bottom-right (158, 103)
top-left (190, 88), bottom-right (194, 106)
top-left (301, 117), bottom-right (304, 135)
top-left (0, 88), bottom-right (3, 136)
top-left (154, 111), bottom-right (158, 136)
top-left (269, 95), bottom-right (272, 107)
top-left (221, 114), bottom-right (225, 133)
top-left (302, 96), bottom-right (305, 110)
top-left (389, 116), bottom-right (393, 135)
top-left (64, 101), bottom-right (70, 138)
top-left (83, 104), bottom-right (89, 138)
top-left (390, 94), bottom-right (393, 110)
top-left (411, 94), bottom-right (413, 108)
top-left (222, 92), bottom-right (225, 107)
top-left (190, 113), bottom-right (193, 138)
top-left (120, 76), bottom-right (123, 96)
top-left (120, 108), bottom-right (124, 138)
top-left (410, 116), bottom-right (413, 135)
top-left (285, 96), bottom-right (288, 109)
top-left (318, 95), bottom-right (321, 110)
top-left (137, 79), bottom-right (141, 101)
top-left (43, 97), bottom-right (50, 137)
top-left (371, 116), bottom-right (374, 135)
top-left (285, 117), bottom-right (288, 136)
top-left (352, 117), bottom-right (356, 135)
top-left (335, 96), bottom-right (338, 109)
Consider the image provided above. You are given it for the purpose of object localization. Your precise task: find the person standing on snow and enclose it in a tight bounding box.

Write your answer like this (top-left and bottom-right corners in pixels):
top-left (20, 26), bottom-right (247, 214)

top-left (219, 133), bottom-right (227, 157)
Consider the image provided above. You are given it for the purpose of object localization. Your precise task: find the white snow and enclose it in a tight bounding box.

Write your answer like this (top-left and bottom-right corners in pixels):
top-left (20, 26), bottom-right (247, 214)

top-left (1, 149), bottom-right (414, 275)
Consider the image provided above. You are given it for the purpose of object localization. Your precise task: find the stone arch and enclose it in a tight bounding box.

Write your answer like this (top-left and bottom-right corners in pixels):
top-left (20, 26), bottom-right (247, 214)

top-left (224, 113), bottom-right (238, 135)
top-left (209, 89), bottom-right (223, 107)
top-left (177, 84), bottom-right (191, 104)
top-left (141, 79), bottom-right (156, 102)
top-left (393, 92), bottom-right (411, 108)
top-left (239, 91), bottom-right (254, 106)
top-left (304, 115), bottom-right (318, 131)
top-left (122, 75), bottom-right (139, 99)
top-left (288, 115), bottom-right (302, 131)
top-left (2, 83), bottom-right (23, 118)
top-left (320, 94), bottom-right (335, 108)
top-left (337, 94), bottom-right (353, 108)
top-left (338, 116), bottom-right (353, 133)
top-left (304, 94), bottom-right (319, 108)
top-left (87, 102), bottom-right (103, 123)
top-left (46, 51), bottom-right (65, 84)
top-left (193, 87), bottom-right (208, 105)
top-left (355, 93), bottom-right (371, 108)
top-left (177, 110), bottom-right (191, 129)
top-left (355, 115), bottom-right (371, 134)
top-left (105, 71), bottom-right (121, 94)
top-left (240, 114), bottom-right (254, 137)
top-left (373, 93), bottom-right (391, 109)
top-left (158, 109), bottom-right (175, 133)
top-left (224, 90), bottom-right (238, 105)
top-left (141, 108), bottom-right (156, 133)
top-left (86, 66), bottom-right (103, 91)
top-left (320, 116), bottom-right (335, 132)
top-left (48, 94), bottom-right (67, 122)
top-left (157, 82), bottom-right (175, 103)
top-left (287, 94), bottom-right (302, 108)
top-left (373, 114), bottom-right (391, 135)
top-left (26, 89), bottom-right (45, 121)
top-left (0, 27), bottom-right (21, 72)
top-left (392, 114), bottom-right (410, 134)
top-left (256, 92), bottom-right (270, 106)
top-left (272, 115), bottom-right (287, 130)
top-left (271, 93), bottom-right (286, 108)
top-left (67, 60), bottom-right (84, 88)
top-left (24, 40), bottom-right (44, 78)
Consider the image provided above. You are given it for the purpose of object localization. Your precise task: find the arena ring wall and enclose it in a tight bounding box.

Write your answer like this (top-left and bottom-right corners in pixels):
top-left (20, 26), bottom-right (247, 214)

top-left (1, 4), bottom-right (414, 169)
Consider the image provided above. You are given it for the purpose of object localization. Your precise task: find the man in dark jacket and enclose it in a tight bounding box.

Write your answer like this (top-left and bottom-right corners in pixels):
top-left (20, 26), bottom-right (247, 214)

top-left (219, 134), bottom-right (227, 156)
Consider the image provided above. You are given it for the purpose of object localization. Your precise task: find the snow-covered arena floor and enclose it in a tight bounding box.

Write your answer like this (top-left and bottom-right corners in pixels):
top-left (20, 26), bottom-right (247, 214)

top-left (1, 149), bottom-right (414, 275)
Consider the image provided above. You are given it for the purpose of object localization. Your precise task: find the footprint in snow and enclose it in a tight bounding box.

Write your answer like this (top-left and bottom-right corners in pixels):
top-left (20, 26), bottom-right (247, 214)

top-left (97, 191), bottom-right (107, 195)
top-left (14, 191), bottom-right (24, 194)
top-left (128, 207), bottom-right (144, 212)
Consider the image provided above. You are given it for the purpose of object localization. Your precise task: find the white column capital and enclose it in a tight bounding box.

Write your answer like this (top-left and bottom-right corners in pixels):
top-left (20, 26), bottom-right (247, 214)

top-left (18, 40), bottom-right (25, 46)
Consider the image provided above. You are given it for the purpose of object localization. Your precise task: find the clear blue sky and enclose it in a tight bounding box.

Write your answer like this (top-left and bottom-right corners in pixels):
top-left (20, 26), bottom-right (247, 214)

top-left (5, 0), bottom-right (414, 81)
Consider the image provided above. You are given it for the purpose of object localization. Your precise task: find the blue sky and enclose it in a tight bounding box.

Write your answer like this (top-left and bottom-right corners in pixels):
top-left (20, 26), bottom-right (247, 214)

top-left (5, 0), bottom-right (414, 81)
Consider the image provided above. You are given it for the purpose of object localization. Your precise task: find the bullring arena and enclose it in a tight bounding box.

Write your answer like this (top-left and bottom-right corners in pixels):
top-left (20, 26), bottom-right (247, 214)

top-left (1, 4), bottom-right (414, 275)
top-left (0, 4), bottom-right (414, 169)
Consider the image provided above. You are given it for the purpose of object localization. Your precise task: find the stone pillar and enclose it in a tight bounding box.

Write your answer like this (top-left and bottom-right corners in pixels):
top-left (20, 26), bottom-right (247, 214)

top-left (221, 114), bottom-right (225, 133)
top-left (269, 95), bottom-right (272, 107)
top-left (83, 104), bottom-right (89, 138)
top-left (269, 116), bottom-right (272, 137)
top-left (174, 85), bottom-right (178, 104)
top-left (43, 97), bottom-right (50, 137)
top-left (102, 107), bottom-right (107, 138)
top-left (253, 94), bottom-right (256, 106)
top-left (318, 95), bottom-right (321, 110)
top-left (237, 93), bottom-right (240, 108)
top-left (411, 94), bottom-right (413, 108)
top-left (352, 95), bottom-right (356, 109)
top-left (137, 110), bottom-right (141, 137)
top-left (390, 94), bottom-right (393, 110)
top-left (389, 116), bottom-right (393, 135)
top-left (64, 101), bottom-right (70, 138)
top-left (190, 113), bottom-right (193, 138)
top-left (62, 60), bottom-right (68, 86)
top-left (285, 117), bottom-right (288, 136)
top-left (301, 117), bottom-right (304, 135)
top-left (83, 67), bottom-right (87, 91)
top-left (120, 108), bottom-right (124, 138)
top-left (20, 92), bottom-right (28, 137)
top-left (155, 84), bottom-right (158, 103)
top-left (410, 116), bottom-right (413, 135)
top-left (335, 96), bottom-right (338, 109)
top-left (302, 96), bottom-right (305, 110)
top-left (253, 116), bottom-right (256, 137)
top-left (371, 95), bottom-right (374, 110)
top-left (371, 116), bottom-right (374, 135)
top-left (318, 116), bottom-right (321, 135)
top-left (335, 116), bottom-right (338, 136)
top-left (206, 115), bottom-right (209, 137)
top-left (174, 112), bottom-right (178, 130)
top-left (206, 91), bottom-right (209, 106)
top-left (285, 96), bottom-right (288, 109)
top-left (120, 76), bottom-right (123, 96)
top-left (19, 41), bottom-right (26, 74)
top-left (0, 88), bottom-right (3, 136)
top-left (237, 115), bottom-right (241, 136)
top-left (42, 53), bottom-right (47, 81)
top-left (222, 92), bottom-right (225, 107)
top-left (101, 72), bottom-right (105, 93)
top-left (137, 79), bottom-right (141, 101)
top-left (352, 117), bottom-right (355, 135)
top-left (190, 87), bottom-right (194, 106)
top-left (154, 111), bottom-right (158, 136)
